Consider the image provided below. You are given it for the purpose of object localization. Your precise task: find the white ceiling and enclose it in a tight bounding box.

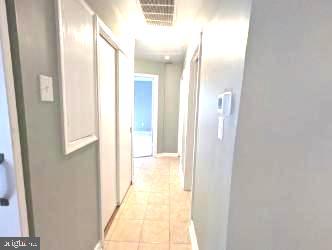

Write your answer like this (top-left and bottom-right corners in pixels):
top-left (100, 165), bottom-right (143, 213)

top-left (88, 0), bottom-right (222, 63)
top-left (133, 0), bottom-right (221, 63)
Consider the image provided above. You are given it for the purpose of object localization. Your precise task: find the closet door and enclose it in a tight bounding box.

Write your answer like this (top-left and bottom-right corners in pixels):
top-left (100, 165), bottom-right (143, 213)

top-left (117, 52), bottom-right (133, 202)
top-left (98, 35), bottom-right (117, 229)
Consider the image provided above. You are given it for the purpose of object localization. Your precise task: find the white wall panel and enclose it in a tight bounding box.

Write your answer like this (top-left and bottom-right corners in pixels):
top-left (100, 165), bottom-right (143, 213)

top-left (56, 0), bottom-right (98, 154)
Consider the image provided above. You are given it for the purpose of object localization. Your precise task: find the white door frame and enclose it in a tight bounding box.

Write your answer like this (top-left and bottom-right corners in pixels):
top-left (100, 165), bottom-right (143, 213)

top-left (183, 35), bottom-right (202, 191)
top-left (0, 1), bottom-right (29, 236)
top-left (134, 73), bottom-right (159, 156)
top-left (95, 16), bottom-right (125, 247)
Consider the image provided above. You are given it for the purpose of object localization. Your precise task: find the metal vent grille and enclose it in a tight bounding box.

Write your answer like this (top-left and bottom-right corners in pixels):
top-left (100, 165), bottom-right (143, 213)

top-left (139, 0), bottom-right (175, 26)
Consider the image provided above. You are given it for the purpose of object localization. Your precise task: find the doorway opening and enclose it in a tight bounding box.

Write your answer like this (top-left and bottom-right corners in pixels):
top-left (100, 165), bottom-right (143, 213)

top-left (133, 74), bottom-right (158, 158)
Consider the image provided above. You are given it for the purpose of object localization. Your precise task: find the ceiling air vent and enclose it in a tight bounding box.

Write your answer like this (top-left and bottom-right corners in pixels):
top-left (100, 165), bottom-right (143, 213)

top-left (139, 0), bottom-right (175, 26)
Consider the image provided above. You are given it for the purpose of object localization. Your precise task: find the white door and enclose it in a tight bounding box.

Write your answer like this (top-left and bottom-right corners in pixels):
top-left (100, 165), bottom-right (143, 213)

top-left (184, 47), bottom-right (201, 191)
top-left (98, 35), bottom-right (117, 229)
top-left (0, 34), bottom-right (21, 237)
top-left (117, 52), bottom-right (133, 202)
top-left (0, 1), bottom-right (28, 236)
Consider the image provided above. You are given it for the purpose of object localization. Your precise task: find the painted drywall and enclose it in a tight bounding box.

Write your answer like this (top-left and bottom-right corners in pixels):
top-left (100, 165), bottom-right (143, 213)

top-left (6, 1), bottom-right (99, 249)
top-left (134, 80), bottom-right (153, 131)
top-left (227, 1), bottom-right (332, 250)
top-left (189, 0), bottom-right (252, 249)
top-left (6, 0), bottom-right (134, 249)
top-left (163, 63), bottom-right (182, 153)
top-left (134, 59), bottom-right (183, 153)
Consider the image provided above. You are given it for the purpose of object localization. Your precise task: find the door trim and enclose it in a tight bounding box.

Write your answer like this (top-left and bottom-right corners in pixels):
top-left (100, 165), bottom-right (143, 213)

top-left (134, 73), bottom-right (159, 156)
top-left (0, 1), bottom-right (29, 236)
top-left (95, 16), bottom-right (123, 247)
top-left (184, 33), bottom-right (203, 191)
top-left (55, 0), bottom-right (99, 155)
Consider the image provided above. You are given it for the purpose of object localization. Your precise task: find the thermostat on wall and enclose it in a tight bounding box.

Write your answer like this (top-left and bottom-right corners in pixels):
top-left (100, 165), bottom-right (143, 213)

top-left (218, 91), bottom-right (232, 117)
top-left (217, 91), bottom-right (233, 141)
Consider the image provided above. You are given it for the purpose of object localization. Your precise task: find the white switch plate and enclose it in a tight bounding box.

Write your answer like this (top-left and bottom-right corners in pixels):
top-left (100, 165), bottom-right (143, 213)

top-left (39, 75), bottom-right (54, 102)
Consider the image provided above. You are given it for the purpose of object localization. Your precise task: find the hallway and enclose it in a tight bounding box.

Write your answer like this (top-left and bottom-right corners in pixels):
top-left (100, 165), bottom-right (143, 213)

top-left (104, 157), bottom-right (192, 250)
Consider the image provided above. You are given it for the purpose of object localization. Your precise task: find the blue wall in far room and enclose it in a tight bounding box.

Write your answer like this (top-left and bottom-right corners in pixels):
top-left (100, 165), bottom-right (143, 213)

top-left (134, 80), bottom-right (153, 131)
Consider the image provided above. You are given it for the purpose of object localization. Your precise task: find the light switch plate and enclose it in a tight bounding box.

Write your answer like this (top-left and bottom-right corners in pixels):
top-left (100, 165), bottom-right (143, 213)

top-left (39, 75), bottom-right (54, 102)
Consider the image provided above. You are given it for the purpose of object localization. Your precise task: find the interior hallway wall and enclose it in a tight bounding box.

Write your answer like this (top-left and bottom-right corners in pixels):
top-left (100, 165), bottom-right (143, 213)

top-left (163, 63), bottom-right (182, 153)
top-left (188, 0), bottom-right (252, 249)
top-left (6, 0), bottom-right (134, 249)
top-left (135, 59), bottom-right (183, 154)
top-left (227, 1), bottom-right (332, 250)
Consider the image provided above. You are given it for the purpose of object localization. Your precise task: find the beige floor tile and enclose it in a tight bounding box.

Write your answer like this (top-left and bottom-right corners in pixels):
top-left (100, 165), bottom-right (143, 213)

top-left (131, 182), bottom-right (152, 192)
top-left (125, 191), bottom-right (149, 206)
top-left (170, 222), bottom-right (191, 244)
top-left (170, 168), bottom-right (179, 176)
top-left (114, 157), bottom-right (193, 247)
top-left (170, 244), bottom-right (192, 250)
top-left (152, 182), bottom-right (169, 189)
top-left (170, 172), bottom-right (180, 179)
top-left (150, 183), bottom-right (170, 193)
top-left (148, 193), bottom-right (170, 205)
top-left (105, 219), bottom-right (119, 241)
top-left (170, 205), bottom-right (191, 223)
top-left (153, 176), bottom-right (170, 184)
top-left (170, 179), bottom-right (183, 193)
top-left (136, 175), bottom-right (154, 184)
top-left (170, 181), bottom-right (182, 188)
top-left (171, 191), bottom-right (191, 205)
top-left (138, 243), bottom-right (169, 250)
top-left (121, 204), bottom-right (147, 220)
top-left (170, 166), bottom-right (180, 173)
top-left (170, 186), bottom-right (183, 194)
top-left (105, 241), bottom-right (139, 250)
top-left (155, 168), bottom-right (170, 176)
top-left (141, 221), bottom-right (170, 243)
top-left (145, 204), bottom-right (169, 221)
top-left (110, 220), bottom-right (143, 242)
top-left (170, 199), bottom-right (191, 211)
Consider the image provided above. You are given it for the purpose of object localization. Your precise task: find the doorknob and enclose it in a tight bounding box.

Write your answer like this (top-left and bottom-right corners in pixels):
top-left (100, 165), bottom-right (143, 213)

top-left (0, 153), bottom-right (9, 206)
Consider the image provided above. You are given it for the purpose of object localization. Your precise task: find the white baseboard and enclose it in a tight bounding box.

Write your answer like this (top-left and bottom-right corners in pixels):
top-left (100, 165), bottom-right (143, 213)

top-left (156, 153), bottom-right (179, 157)
top-left (189, 220), bottom-right (199, 250)
top-left (94, 241), bottom-right (102, 250)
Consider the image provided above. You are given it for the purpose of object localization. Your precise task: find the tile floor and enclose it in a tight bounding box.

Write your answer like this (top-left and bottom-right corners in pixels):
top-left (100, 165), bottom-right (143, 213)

top-left (104, 157), bottom-right (192, 250)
